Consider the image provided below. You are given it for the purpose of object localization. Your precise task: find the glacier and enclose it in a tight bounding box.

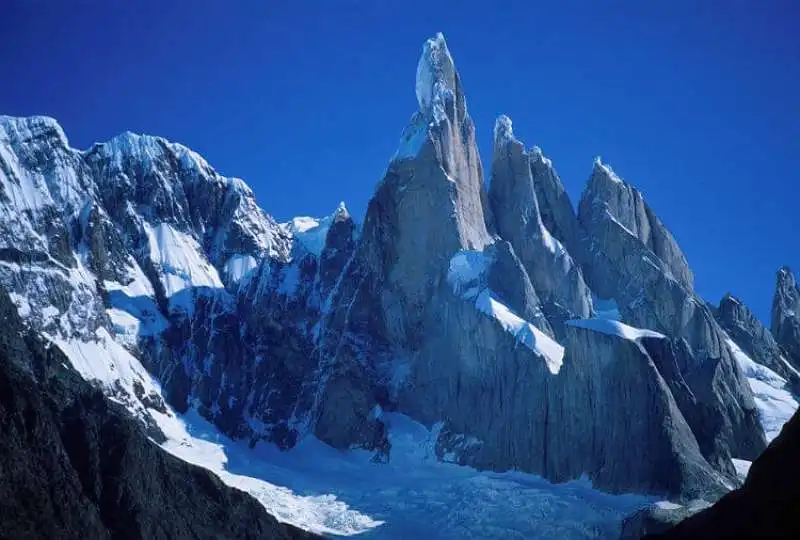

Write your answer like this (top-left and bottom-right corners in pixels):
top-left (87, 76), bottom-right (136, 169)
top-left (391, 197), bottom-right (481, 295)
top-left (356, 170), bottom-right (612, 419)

top-left (159, 409), bottom-right (653, 539)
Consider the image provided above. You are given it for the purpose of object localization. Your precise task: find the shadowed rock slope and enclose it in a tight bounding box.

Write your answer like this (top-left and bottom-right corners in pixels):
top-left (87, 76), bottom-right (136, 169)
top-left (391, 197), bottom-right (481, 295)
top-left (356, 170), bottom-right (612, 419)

top-left (0, 288), bottom-right (317, 540)
top-left (641, 406), bottom-right (800, 539)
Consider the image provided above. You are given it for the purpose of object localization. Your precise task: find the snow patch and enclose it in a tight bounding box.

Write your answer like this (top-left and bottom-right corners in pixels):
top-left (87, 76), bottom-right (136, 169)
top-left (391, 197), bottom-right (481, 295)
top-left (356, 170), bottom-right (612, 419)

top-left (476, 289), bottom-right (564, 373)
top-left (540, 223), bottom-right (565, 256)
top-left (447, 249), bottom-right (490, 298)
top-left (223, 254), bottom-right (258, 283)
top-left (493, 115), bottom-right (515, 145)
top-left (152, 409), bottom-right (381, 537)
top-left (104, 257), bottom-right (155, 298)
top-left (52, 329), bottom-right (378, 537)
top-left (107, 308), bottom-right (142, 348)
top-left (244, 412), bottom-right (652, 539)
top-left (446, 251), bottom-right (563, 373)
top-left (731, 458), bottom-right (752, 481)
top-left (415, 33), bottom-right (455, 115)
top-left (290, 216), bottom-right (332, 257)
top-left (143, 222), bottom-right (223, 298)
top-left (726, 338), bottom-right (798, 441)
top-left (653, 501), bottom-right (683, 511)
top-left (565, 318), bottom-right (665, 342)
top-left (8, 292), bottom-right (31, 318)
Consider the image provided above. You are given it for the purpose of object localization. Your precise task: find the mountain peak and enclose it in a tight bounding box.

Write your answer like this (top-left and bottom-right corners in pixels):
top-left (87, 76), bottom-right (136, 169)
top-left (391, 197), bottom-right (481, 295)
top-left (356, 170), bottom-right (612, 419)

top-left (333, 201), bottom-right (350, 221)
top-left (415, 32), bottom-right (457, 119)
top-left (0, 115), bottom-right (69, 147)
top-left (493, 115), bottom-right (515, 146)
top-left (778, 266), bottom-right (795, 283)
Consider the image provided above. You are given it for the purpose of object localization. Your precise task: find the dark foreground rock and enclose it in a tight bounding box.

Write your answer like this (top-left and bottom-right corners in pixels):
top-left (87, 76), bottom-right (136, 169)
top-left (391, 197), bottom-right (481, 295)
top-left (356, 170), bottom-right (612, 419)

top-left (0, 289), bottom-right (317, 540)
top-left (641, 407), bottom-right (800, 539)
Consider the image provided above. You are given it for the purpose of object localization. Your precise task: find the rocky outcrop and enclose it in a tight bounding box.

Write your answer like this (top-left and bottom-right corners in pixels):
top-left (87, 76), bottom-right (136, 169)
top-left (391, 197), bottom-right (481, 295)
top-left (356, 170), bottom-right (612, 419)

top-left (142, 202), bottom-right (359, 449)
top-left (0, 288), bottom-right (316, 540)
top-left (85, 131), bottom-right (290, 287)
top-left (320, 98), bottom-right (732, 496)
top-left (645, 407), bottom-right (800, 540)
top-left (488, 116), bottom-right (592, 325)
top-left (771, 266), bottom-right (800, 373)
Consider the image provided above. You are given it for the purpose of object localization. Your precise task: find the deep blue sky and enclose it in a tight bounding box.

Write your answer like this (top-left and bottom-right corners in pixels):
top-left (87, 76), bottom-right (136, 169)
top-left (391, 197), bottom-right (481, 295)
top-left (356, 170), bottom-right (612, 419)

top-left (2, 1), bottom-right (798, 322)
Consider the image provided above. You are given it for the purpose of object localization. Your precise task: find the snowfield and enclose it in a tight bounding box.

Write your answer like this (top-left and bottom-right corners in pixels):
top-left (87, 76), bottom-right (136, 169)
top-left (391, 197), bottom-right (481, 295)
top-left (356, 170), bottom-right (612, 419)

top-left (726, 338), bottom-right (798, 442)
top-left (48, 327), bottom-right (650, 538)
top-left (155, 409), bottom-right (652, 539)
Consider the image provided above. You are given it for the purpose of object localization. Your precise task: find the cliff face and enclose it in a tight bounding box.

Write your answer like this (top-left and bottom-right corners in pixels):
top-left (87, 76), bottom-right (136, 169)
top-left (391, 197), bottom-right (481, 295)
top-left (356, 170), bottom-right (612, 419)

top-left (0, 289), bottom-right (316, 540)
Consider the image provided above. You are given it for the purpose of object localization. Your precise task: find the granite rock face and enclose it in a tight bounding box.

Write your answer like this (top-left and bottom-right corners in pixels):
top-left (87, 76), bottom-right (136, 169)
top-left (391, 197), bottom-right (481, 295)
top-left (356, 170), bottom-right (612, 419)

top-left (545, 325), bottom-right (729, 499)
top-left (578, 158), bottom-right (766, 470)
top-left (771, 266), bottom-right (800, 373)
top-left (529, 145), bottom-right (584, 256)
top-left (579, 159), bottom-right (693, 290)
top-left (309, 35), bottom-right (742, 499)
top-left (488, 116), bottom-right (593, 324)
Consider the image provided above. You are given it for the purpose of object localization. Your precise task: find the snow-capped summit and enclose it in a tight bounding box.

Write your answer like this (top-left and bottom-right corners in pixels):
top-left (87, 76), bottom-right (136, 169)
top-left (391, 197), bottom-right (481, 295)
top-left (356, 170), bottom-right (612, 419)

top-left (415, 32), bottom-right (457, 117)
top-left (332, 200), bottom-right (349, 220)
top-left (0, 115), bottom-right (69, 147)
top-left (493, 115), bottom-right (515, 145)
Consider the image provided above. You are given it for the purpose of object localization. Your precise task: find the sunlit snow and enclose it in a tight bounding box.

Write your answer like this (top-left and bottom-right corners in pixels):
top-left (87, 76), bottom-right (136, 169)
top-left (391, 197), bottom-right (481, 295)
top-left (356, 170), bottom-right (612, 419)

top-left (154, 409), bottom-right (652, 539)
top-left (726, 338), bottom-right (798, 442)
top-left (565, 318), bottom-right (665, 341)
top-left (290, 216), bottom-right (331, 257)
top-left (476, 289), bottom-right (564, 373)
top-left (731, 458), bottom-right (752, 482)
top-left (446, 250), bottom-right (564, 372)
top-left (143, 222), bottom-right (223, 298)
top-left (223, 254), bottom-right (258, 284)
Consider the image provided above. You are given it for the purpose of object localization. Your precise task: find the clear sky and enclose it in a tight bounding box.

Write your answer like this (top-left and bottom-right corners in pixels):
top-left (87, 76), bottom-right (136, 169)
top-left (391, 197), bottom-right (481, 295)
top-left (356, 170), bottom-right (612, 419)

top-left (1, 1), bottom-right (798, 322)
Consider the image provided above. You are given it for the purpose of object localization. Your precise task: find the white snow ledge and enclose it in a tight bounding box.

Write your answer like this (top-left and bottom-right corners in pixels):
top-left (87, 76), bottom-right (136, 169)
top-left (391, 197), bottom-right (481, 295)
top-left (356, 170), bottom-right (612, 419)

top-left (565, 318), bottom-right (665, 342)
top-left (476, 289), bottom-right (564, 374)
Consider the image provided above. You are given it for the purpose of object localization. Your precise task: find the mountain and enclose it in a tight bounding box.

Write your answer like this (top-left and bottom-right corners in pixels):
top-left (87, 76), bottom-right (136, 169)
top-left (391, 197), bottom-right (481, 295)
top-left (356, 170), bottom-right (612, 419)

top-left (0, 32), bottom-right (797, 538)
top-left (0, 288), bottom-right (316, 540)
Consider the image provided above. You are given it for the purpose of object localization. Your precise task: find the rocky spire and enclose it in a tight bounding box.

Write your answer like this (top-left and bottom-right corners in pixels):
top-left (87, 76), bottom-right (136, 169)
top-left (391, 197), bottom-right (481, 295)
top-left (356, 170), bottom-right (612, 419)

top-left (529, 144), bottom-right (583, 257)
top-left (577, 158), bottom-right (766, 468)
top-left (488, 115), bottom-right (592, 323)
top-left (414, 33), bottom-right (463, 120)
top-left (579, 158), bottom-right (693, 290)
top-left (771, 266), bottom-right (800, 371)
